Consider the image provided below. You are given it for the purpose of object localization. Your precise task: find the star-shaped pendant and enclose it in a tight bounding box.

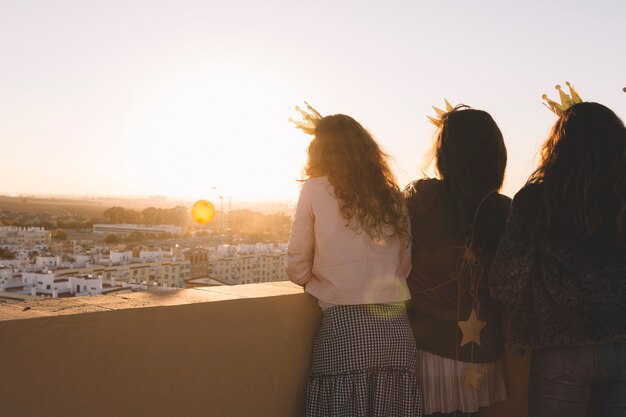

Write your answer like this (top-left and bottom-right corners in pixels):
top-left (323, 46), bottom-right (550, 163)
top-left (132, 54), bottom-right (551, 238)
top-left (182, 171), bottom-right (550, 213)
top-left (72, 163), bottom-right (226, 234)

top-left (457, 307), bottom-right (486, 346)
top-left (464, 364), bottom-right (482, 389)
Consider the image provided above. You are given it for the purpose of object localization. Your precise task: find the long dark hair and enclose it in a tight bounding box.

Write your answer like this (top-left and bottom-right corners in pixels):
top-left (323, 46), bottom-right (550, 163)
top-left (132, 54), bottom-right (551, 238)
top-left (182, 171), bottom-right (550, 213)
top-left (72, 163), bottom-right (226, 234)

top-left (433, 107), bottom-right (507, 235)
top-left (528, 102), bottom-right (626, 248)
top-left (304, 114), bottom-right (409, 245)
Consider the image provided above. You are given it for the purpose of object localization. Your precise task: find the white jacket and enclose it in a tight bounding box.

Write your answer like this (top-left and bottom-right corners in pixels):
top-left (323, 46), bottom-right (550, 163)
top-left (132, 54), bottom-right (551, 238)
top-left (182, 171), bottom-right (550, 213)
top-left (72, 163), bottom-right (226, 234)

top-left (286, 176), bottom-right (411, 305)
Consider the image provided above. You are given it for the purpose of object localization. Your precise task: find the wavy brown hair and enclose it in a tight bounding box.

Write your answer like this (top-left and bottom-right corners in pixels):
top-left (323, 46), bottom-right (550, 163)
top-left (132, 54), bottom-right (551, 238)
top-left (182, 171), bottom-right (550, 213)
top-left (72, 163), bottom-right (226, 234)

top-left (304, 114), bottom-right (409, 245)
top-left (528, 102), bottom-right (626, 249)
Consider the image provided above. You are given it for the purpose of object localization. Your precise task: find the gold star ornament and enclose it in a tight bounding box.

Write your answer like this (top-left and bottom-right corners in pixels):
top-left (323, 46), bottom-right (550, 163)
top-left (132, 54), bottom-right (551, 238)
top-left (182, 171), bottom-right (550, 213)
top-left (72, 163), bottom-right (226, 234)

top-left (464, 364), bottom-right (483, 389)
top-left (457, 307), bottom-right (486, 347)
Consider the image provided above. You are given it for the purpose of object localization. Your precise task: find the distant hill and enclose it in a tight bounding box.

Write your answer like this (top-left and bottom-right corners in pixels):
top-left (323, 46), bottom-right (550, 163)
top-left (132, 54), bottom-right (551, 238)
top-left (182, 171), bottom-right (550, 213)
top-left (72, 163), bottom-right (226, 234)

top-left (229, 201), bottom-right (295, 216)
top-left (0, 195), bottom-right (106, 217)
top-left (0, 195), bottom-right (295, 218)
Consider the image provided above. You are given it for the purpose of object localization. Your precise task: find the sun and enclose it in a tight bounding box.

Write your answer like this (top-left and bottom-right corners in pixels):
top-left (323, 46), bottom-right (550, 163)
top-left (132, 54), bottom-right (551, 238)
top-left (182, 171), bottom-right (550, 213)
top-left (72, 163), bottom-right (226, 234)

top-left (191, 200), bottom-right (216, 224)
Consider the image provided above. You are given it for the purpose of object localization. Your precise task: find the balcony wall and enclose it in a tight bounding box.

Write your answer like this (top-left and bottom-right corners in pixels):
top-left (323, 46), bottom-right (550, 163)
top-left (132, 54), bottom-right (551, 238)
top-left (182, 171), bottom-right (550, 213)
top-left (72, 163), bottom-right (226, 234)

top-left (2, 282), bottom-right (541, 417)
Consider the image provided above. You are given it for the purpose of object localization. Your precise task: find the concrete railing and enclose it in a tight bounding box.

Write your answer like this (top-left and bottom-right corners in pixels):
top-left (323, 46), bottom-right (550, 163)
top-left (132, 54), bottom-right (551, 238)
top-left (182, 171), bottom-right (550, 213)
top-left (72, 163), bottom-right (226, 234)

top-left (0, 282), bottom-right (320, 417)
top-left (1, 282), bottom-right (546, 417)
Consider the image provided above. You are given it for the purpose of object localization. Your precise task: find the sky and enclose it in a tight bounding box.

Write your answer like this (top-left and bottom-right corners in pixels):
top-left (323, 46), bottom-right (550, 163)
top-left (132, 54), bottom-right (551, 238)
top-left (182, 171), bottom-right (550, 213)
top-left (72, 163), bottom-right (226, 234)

top-left (1, 0), bottom-right (624, 203)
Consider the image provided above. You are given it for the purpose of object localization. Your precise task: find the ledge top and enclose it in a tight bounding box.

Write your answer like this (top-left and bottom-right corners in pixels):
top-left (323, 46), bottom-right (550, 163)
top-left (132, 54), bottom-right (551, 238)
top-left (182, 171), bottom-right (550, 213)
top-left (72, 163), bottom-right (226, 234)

top-left (0, 281), bottom-right (304, 322)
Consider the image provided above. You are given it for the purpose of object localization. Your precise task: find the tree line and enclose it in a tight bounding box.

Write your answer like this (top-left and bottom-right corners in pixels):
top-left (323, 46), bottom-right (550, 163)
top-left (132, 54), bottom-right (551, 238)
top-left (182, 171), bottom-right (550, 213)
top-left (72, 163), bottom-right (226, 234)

top-left (0, 205), bottom-right (294, 244)
top-left (0, 209), bottom-right (94, 229)
top-left (102, 206), bottom-right (188, 226)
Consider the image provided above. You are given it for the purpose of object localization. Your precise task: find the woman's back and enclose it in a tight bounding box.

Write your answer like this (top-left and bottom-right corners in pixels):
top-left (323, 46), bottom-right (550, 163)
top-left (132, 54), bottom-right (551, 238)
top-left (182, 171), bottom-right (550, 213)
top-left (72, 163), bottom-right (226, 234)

top-left (405, 106), bottom-right (510, 416)
top-left (490, 101), bottom-right (626, 350)
top-left (287, 109), bottom-right (422, 417)
top-left (490, 182), bottom-right (626, 350)
top-left (406, 178), bottom-right (510, 362)
top-left (488, 95), bottom-right (626, 417)
top-left (287, 175), bottom-right (411, 305)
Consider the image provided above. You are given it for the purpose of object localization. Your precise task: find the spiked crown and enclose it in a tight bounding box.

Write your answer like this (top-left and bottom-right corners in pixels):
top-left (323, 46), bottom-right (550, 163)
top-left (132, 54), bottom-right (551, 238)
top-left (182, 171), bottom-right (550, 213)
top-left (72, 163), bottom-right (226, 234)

top-left (427, 99), bottom-right (455, 127)
top-left (542, 82), bottom-right (583, 115)
top-left (289, 101), bottom-right (323, 135)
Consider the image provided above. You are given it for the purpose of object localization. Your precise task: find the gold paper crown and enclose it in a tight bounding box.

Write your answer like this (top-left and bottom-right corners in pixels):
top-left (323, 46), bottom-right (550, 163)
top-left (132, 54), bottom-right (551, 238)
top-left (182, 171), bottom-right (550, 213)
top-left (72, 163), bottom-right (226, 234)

top-left (427, 99), bottom-right (455, 127)
top-left (289, 101), bottom-right (323, 135)
top-left (542, 82), bottom-right (583, 115)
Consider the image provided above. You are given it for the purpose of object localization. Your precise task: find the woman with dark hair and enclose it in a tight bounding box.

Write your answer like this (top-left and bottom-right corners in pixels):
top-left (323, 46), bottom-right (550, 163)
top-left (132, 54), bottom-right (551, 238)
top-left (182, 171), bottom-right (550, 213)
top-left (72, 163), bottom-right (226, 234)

top-left (490, 101), bottom-right (626, 416)
top-left (287, 111), bottom-right (422, 417)
top-left (405, 106), bottom-right (510, 416)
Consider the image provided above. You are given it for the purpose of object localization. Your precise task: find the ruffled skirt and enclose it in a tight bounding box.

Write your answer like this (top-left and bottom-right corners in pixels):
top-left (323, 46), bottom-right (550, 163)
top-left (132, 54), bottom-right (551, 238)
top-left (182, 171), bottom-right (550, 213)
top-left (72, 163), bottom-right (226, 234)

top-left (417, 349), bottom-right (507, 414)
top-left (306, 304), bottom-right (423, 417)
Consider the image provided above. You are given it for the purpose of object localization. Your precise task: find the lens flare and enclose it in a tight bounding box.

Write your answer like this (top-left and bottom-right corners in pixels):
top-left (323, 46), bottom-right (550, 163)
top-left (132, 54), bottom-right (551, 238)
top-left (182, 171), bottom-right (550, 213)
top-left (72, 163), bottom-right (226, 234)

top-left (191, 200), bottom-right (215, 224)
top-left (363, 277), bottom-right (410, 319)
top-left (366, 303), bottom-right (405, 320)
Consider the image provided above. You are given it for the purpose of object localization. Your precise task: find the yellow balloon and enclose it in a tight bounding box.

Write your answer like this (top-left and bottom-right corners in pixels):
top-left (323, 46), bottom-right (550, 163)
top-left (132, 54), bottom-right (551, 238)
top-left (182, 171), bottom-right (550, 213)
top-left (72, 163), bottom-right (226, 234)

top-left (191, 200), bottom-right (215, 224)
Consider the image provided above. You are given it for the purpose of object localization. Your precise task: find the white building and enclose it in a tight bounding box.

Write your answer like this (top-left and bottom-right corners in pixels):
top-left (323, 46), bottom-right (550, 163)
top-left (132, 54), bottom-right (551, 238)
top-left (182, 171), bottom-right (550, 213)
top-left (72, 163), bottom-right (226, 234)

top-left (54, 259), bottom-right (191, 289)
top-left (110, 251), bottom-right (132, 264)
top-left (138, 249), bottom-right (163, 262)
top-left (92, 224), bottom-right (183, 236)
top-left (215, 245), bottom-right (235, 257)
top-left (74, 253), bottom-right (93, 268)
top-left (0, 265), bottom-right (15, 291)
top-left (35, 255), bottom-right (62, 270)
top-left (21, 271), bottom-right (105, 298)
top-left (236, 244), bottom-right (257, 255)
top-left (0, 226), bottom-right (51, 247)
top-left (0, 259), bottom-right (22, 271)
top-left (207, 243), bottom-right (288, 285)
top-left (71, 275), bottom-right (103, 296)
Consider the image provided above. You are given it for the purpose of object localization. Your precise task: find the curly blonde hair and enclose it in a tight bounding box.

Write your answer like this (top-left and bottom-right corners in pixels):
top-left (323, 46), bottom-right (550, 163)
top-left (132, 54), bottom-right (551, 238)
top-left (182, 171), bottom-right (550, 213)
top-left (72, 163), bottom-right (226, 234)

top-left (303, 114), bottom-right (409, 246)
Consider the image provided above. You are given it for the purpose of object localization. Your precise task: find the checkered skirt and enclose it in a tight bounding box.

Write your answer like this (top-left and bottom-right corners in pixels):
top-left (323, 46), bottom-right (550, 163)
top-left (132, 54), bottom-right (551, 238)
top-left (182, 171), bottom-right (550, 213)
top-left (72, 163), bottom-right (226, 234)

top-left (306, 304), bottom-right (423, 417)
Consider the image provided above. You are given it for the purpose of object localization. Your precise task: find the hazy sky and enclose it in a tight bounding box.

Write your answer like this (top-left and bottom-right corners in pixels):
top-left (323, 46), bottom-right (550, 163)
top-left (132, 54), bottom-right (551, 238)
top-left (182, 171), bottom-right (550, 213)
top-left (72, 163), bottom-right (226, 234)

top-left (1, 0), bottom-right (624, 202)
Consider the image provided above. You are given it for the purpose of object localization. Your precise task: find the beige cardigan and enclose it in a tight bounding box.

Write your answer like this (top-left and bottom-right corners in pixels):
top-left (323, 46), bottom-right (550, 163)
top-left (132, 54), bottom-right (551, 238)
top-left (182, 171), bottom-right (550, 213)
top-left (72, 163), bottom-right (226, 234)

top-left (286, 176), bottom-right (411, 305)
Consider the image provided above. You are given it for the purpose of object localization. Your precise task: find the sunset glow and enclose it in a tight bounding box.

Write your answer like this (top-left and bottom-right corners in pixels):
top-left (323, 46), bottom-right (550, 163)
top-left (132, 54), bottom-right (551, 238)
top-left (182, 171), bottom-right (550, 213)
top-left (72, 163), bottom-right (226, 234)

top-left (1, 0), bottom-right (624, 202)
top-left (124, 70), bottom-right (306, 200)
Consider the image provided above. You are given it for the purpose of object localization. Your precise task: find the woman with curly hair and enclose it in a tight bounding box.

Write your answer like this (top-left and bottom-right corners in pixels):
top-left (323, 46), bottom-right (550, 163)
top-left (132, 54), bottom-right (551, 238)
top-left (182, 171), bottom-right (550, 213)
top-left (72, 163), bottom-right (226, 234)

top-left (490, 102), bottom-right (626, 416)
top-left (287, 113), bottom-right (422, 417)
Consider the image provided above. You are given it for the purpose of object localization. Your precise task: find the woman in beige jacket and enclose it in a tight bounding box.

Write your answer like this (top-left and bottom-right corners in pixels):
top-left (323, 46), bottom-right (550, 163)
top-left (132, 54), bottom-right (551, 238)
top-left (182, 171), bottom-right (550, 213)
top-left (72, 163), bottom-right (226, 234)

top-left (287, 113), bottom-right (422, 417)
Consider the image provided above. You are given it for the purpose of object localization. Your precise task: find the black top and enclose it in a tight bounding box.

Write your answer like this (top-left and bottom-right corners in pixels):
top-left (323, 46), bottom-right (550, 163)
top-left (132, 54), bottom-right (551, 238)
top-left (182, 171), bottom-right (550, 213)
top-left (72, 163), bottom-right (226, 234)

top-left (489, 184), bottom-right (626, 350)
top-left (405, 179), bottom-right (511, 362)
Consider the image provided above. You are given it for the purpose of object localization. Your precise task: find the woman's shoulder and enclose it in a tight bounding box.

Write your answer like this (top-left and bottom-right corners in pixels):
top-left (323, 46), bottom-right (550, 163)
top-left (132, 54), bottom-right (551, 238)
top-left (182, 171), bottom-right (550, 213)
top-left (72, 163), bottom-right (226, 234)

top-left (404, 178), bottom-right (442, 218)
top-left (300, 176), bottom-right (337, 205)
top-left (511, 183), bottom-right (543, 211)
top-left (488, 191), bottom-right (512, 216)
top-left (477, 191), bottom-right (512, 226)
top-left (494, 191), bottom-right (512, 205)
top-left (301, 176), bottom-right (331, 192)
top-left (303, 176), bottom-right (329, 185)
top-left (404, 178), bottom-right (441, 200)
top-left (499, 184), bottom-right (545, 233)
